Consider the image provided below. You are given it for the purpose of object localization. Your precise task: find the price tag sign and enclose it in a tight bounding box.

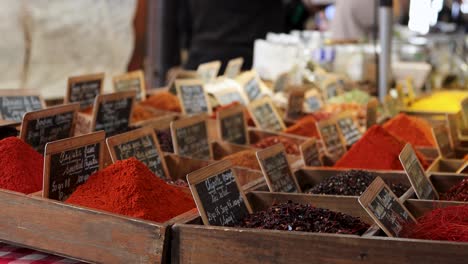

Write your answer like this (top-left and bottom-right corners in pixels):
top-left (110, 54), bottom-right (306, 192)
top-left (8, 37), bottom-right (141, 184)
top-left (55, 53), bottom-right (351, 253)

top-left (366, 98), bottom-right (378, 129)
top-left (273, 72), bottom-right (290, 93)
top-left (304, 90), bottom-right (323, 112)
top-left (300, 138), bottom-right (323, 167)
top-left (224, 57), bottom-right (243, 79)
top-left (317, 120), bottom-right (346, 159)
top-left (217, 104), bottom-right (248, 145)
top-left (43, 131), bottom-right (105, 201)
top-left (432, 125), bottom-right (454, 158)
top-left (197, 60), bottom-right (221, 83)
top-left (322, 77), bottom-right (342, 100)
top-left (214, 87), bottom-right (247, 106)
top-left (106, 127), bottom-right (169, 179)
top-left (248, 97), bottom-right (285, 132)
top-left (399, 144), bottom-right (439, 200)
top-left (20, 103), bottom-right (79, 155)
top-left (175, 79), bottom-right (211, 115)
top-left (142, 114), bottom-right (178, 153)
top-left (237, 71), bottom-right (262, 102)
top-left (171, 114), bottom-right (213, 160)
top-left (113, 70), bottom-right (146, 101)
top-left (359, 177), bottom-right (417, 237)
top-left (66, 73), bottom-right (104, 109)
top-left (336, 113), bottom-right (362, 146)
top-left (257, 144), bottom-right (300, 193)
top-left (0, 89), bottom-right (45, 122)
top-left (286, 90), bottom-right (305, 120)
top-left (92, 91), bottom-right (136, 137)
top-left (187, 160), bottom-right (253, 226)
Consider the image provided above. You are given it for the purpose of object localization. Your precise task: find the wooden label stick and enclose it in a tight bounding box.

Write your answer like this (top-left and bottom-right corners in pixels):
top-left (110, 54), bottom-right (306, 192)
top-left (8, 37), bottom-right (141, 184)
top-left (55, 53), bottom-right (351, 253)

top-left (366, 98), bottom-right (378, 129)
top-left (43, 131), bottom-right (106, 201)
top-left (248, 97), bottom-right (285, 132)
top-left (113, 70), bottom-right (146, 101)
top-left (187, 160), bottom-right (252, 226)
top-left (20, 103), bottom-right (79, 155)
top-left (106, 127), bottom-right (169, 179)
top-left (256, 143), bottom-right (301, 193)
top-left (197, 60), bottom-right (221, 83)
top-left (0, 89), bottom-right (45, 122)
top-left (92, 91), bottom-right (136, 137)
top-left (432, 124), bottom-right (454, 159)
top-left (224, 57), bottom-right (243, 79)
top-left (300, 138), bottom-right (323, 167)
top-left (359, 177), bottom-right (417, 237)
top-left (175, 79), bottom-right (211, 115)
top-left (66, 73), bottom-right (104, 109)
top-left (217, 104), bottom-right (249, 145)
top-left (171, 114), bottom-right (213, 160)
top-left (317, 119), bottom-right (346, 159)
top-left (336, 112), bottom-right (362, 146)
top-left (399, 144), bottom-right (439, 200)
top-left (286, 89), bottom-right (305, 120)
top-left (273, 72), bottom-right (290, 93)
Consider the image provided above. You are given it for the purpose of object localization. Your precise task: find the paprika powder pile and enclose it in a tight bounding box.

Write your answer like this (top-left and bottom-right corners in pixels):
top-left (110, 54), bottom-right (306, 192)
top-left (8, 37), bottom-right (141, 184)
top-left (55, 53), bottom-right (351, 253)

top-left (141, 91), bottom-right (182, 112)
top-left (222, 150), bottom-right (261, 170)
top-left (66, 158), bottom-right (195, 222)
top-left (334, 125), bottom-right (429, 170)
top-left (252, 136), bottom-right (300, 155)
top-left (132, 104), bottom-right (160, 122)
top-left (0, 137), bottom-right (43, 194)
top-left (284, 115), bottom-right (320, 138)
top-left (383, 113), bottom-right (435, 147)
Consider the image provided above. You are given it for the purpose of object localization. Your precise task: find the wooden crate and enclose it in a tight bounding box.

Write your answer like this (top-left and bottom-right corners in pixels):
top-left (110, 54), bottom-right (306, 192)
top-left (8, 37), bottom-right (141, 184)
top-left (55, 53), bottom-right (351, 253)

top-left (415, 146), bottom-right (439, 163)
top-left (426, 157), bottom-right (467, 174)
top-left (0, 188), bottom-right (198, 263)
top-left (171, 192), bottom-right (468, 264)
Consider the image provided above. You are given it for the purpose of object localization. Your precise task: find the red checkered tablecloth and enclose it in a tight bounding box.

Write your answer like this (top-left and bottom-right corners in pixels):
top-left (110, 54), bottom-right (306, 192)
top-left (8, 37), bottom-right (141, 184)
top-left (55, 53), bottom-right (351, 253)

top-left (0, 243), bottom-right (81, 264)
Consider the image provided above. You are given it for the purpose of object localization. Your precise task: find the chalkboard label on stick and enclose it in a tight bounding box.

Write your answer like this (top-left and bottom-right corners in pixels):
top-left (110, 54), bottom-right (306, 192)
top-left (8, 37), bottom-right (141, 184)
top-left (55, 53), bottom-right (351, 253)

top-left (317, 119), bottom-right (346, 159)
top-left (359, 177), bottom-right (417, 237)
top-left (432, 125), bottom-right (453, 158)
top-left (336, 113), bottom-right (362, 146)
top-left (113, 70), bottom-right (146, 101)
top-left (286, 90), bottom-right (305, 120)
top-left (92, 91), bottom-right (136, 137)
top-left (257, 144), bottom-right (300, 193)
top-left (20, 103), bottom-right (79, 155)
top-left (0, 89), bottom-right (45, 122)
top-left (106, 127), bottom-right (169, 179)
top-left (399, 144), bottom-right (439, 200)
top-left (214, 88), bottom-right (247, 106)
top-left (141, 114), bottom-right (178, 153)
top-left (304, 89), bottom-right (323, 112)
top-left (224, 57), bottom-right (244, 79)
top-left (66, 73), bottom-right (104, 109)
top-left (366, 98), bottom-right (378, 129)
top-left (187, 160), bottom-right (253, 226)
top-left (43, 131), bottom-right (105, 201)
top-left (197, 60), bottom-right (221, 84)
top-left (300, 138), bottom-right (323, 167)
top-left (237, 71), bottom-right (262, 102)
top-left (217, 104), bottom-right (248, 145)
top-left (273, 72), bottom-right (290, 93)
top-left (248, 97), bottom-right (285, 132)
top-left (171, 114), bottom-right (213, 160)
top-left (175, 79), bottom-right (211, 115)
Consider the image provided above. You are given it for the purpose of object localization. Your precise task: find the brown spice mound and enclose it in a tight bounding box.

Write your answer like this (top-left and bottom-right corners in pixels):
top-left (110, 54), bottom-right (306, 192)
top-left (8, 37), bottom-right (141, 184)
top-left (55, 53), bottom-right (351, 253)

top-left (222, 150), bottom-right (261, 170)
top-left (132, 104), bottom-right (158, 122)
top-left (252, 136), bottom-right (300, 155)
top-left (141, 91), bottom-right (182, 112)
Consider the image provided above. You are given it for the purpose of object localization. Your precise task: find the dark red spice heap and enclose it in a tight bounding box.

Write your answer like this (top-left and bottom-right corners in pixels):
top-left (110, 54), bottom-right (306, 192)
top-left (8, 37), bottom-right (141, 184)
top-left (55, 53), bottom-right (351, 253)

top-left (156, 128), bottom-right (174, 153)
top-left (0, 137), bottom-right (43, 194)
top-left (66, 158), bottom-right (195, 222)
top-left (235, 200), bottom-right (370, 235)
top-left (306, 170), bottom-right (409, 197)
top-left (402, 205), bottom-right (468, 242)
top-left (442, 179), bottom-right (468, 202)
top-left (252, 136), bottom-right (300, 155)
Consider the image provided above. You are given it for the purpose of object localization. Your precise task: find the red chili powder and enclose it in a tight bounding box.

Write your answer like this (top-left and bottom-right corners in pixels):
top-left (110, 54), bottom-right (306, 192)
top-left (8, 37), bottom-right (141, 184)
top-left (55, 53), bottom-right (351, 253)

top-left (66, 158), bottom-right (195, 222)
top-left (141, 91), bottom-right (182, 112)
top-left (252, 136), bottom-right (300, 155)
top-left (334, 125), bottom-right (429, 170)
top-left (442, 179), bottom-right (468, 202)
top-left (132, 104), bottom-right (159, 122)
top-left (0, 137), bottom-right (43, 194)
top-left (284, 115), bottom-right (320, 138)
top-left (383, 113), bottom-right (435, 147)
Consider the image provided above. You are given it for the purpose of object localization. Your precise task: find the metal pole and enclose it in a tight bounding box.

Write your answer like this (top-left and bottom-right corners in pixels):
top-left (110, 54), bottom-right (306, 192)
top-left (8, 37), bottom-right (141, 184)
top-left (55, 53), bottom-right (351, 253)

top-left (378, 0), bottom-right (393, 102)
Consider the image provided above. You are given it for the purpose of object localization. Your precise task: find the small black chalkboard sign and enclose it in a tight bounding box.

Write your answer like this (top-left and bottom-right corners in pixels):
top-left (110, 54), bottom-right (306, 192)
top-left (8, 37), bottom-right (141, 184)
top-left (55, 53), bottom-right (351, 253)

top-left (300, 139), bottom-right (323, 167)
top-left (176, 79), bottom-right (211, 115)
top-left (217, 105), bottom-right (248, 145)
top-left (317, 120), bottom-right (346, 159)
top-left (113, 70), bottom-right (146, 101)
top-left (67, 73), bottom-right (104, 109)
top-left (0, 90), bottom-right (44, 122)
top-left (20, 104), bottom-right (79, 155)
top-left (171, 115), bottom-right (212, 160)
top-left (188, 160), bottom-right (253, 226)
top-left (336, 114), bottom-right (362, 146)
top-left (93, 91), bottom-right (135, 137)
top-left (44, 131), bottom-right (105, 201)
top-left (249, 98), bottom-right (285, 132)
top-left (244, 78), bottom-right (262, 101)
top-left (286, 90), bottom-right (305, 119)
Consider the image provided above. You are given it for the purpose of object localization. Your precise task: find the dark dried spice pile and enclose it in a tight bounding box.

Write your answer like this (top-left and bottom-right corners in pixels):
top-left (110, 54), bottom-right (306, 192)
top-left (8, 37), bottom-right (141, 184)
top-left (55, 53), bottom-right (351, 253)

top-left (442, 179), bottom-right (468, 202)
top-left (157, 129), bottom-right (174, 153)
top-left (306, 170), bottom-right (408, 197)
top-left (235, 201), bottom-right (370, 235)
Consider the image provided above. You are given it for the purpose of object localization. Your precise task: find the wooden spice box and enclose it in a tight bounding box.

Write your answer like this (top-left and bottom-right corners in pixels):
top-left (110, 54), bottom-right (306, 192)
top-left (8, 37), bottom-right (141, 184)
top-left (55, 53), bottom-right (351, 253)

top-left (426, 157), bottom-right (467, 174)
top-left (400, 173), bottom-right (468, 202)
top-left (171, 192), bottom-right (468, 264)
top-left (0, 188), bottom-right (199, 263)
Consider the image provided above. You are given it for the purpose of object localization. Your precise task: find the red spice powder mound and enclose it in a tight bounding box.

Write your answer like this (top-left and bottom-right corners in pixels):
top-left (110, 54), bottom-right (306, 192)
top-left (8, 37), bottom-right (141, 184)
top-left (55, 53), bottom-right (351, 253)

top-left (0, 137), bottom-right (43, 194)
top-left (383, 113), bottom-right (435, 147)
top-left (334, 125), bottom-right (429, 170)
top-left (66, 158), bottom-right (195, 222)
top-left (132, 104), bottom-right (159, 122)
top-left (252, 136), bottom-right (300, 155)
top-left (222, 150), bottom-right (261, 170)
top-left (284, 115), bottom-right (320, 138)
top-left (141, 91), bottom-right (182, 112)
